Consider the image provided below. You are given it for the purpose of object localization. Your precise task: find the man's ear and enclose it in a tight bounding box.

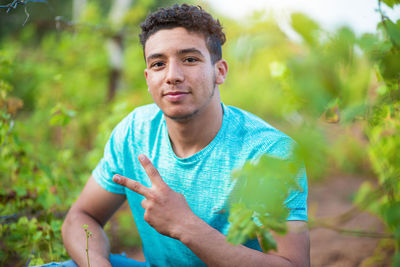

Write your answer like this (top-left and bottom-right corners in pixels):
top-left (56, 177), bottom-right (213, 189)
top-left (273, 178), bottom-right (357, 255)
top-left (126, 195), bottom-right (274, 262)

top-left (214, 59), bottom-right (228, 85)
top-left (144, 69), bottom-right (151, 92)
top-left (144, 68), bottom-right (149, 87)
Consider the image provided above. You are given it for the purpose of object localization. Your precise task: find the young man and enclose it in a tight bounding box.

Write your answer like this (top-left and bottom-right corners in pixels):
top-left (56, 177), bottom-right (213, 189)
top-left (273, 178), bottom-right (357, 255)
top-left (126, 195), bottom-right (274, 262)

top-left (62, 4), bottom-right (309, 267)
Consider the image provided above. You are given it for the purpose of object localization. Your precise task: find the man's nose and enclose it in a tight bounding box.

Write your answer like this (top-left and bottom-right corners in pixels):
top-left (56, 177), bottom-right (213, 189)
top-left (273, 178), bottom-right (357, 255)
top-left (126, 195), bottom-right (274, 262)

top-left (166, 60), bottom-right (184, 85)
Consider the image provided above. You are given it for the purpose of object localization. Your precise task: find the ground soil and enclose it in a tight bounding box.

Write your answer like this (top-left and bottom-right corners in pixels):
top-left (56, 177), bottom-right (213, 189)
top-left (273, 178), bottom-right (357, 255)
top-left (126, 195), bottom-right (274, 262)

top-left (308, 174), bottom-right (389, 267)
top-left (119, 174), bottom-right (391, 266)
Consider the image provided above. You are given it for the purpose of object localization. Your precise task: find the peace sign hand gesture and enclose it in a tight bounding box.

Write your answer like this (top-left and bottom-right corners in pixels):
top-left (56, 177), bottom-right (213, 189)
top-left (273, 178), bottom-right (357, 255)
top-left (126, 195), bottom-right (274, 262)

top-left (113, 154), bottom-right (198, 240)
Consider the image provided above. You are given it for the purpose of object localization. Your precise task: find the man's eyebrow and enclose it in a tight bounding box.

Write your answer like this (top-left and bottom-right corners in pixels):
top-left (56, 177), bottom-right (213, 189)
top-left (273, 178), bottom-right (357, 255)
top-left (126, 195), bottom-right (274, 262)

top-left (146, 53), bottom-right (165, 62)
top-left (178, 48), bottom-right (204, 57)
top-left (146, 48), bottom-right (204, 63)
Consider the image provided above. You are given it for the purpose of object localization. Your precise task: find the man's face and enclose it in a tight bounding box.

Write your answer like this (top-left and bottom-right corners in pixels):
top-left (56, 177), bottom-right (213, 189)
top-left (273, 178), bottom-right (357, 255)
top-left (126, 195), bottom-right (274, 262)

top-left (144, 27), bottom-right (226, 121)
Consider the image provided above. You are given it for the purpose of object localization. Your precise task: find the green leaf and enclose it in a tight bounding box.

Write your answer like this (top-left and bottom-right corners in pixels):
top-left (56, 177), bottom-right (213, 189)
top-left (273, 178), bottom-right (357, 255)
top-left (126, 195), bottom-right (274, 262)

top-left (259, 228), bottom-right (277, 251)
top-left (381, 202), bottom-right (400, 229)
top-left (227, 203), bottom-right (255, 245)
top-left (393, 252), bottom-right (400, 267)
top-left (227, 154), bottom-right (301, 248)
top-left (379, 50), bottom-right (400, 81)
top-left (291, 13), bottom-right (320, 45)
top-left (358, 33), bottom-right (384, 56)
top-left (382, 0), bottom-right (400, 8)
top-left (260, 217), bottom-right (287, 235)
top-left (49, 113), bottom-right (70, 126)
top-left (49, 103), bottom-right (76, 126)
top-left (50, 220), bottom-right (61, 233)
top-left (14, 186), bottom-right (27, 197)
top-left (384, 19), bottom-right (400, 47)
top-left (341, 103), bottom-right (368, 123)
top-left (30, 257), bottom-right (44, 266)
top-left (32, 231), bottom-right (43, 242)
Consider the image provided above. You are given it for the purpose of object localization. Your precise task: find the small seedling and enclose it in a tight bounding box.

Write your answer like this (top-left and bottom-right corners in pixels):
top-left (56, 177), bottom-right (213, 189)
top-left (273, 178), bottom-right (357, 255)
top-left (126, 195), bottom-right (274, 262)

top-left (82, 224), bottom-right (92, 267)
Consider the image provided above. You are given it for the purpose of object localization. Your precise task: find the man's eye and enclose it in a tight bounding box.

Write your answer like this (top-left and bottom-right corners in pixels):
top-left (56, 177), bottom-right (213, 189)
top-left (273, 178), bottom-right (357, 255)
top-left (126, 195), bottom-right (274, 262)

top-left (184, 57), bottom-right (198, 63)
top-left (151, 62), bottom-right (165, 68)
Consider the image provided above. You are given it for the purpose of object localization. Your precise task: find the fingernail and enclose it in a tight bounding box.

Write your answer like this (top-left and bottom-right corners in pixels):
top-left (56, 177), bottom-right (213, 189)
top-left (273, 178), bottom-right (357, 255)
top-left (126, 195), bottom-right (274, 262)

top-left (113, 175), bottom-right (120, 183)
top-left (139, 154), bottom-right (146, 161)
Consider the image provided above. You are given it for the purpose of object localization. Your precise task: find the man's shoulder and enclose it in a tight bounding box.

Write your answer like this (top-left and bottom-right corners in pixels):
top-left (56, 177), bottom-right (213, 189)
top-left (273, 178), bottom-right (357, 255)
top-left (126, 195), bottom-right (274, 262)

top-left (224, 105), bottom-right (294, 157)
top-left (225, 105), bottom-right (289, 138)
top-left (118, 103), bottom-right (162, 127)
top-left (111, 103), bottom-right (162, 137)
top-left (131, 103), bottom-right (161, 121)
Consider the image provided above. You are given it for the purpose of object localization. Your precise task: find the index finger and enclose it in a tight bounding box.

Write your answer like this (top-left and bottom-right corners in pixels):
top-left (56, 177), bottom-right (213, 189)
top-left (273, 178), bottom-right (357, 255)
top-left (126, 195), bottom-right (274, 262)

top-left (138, 154), bottom-right (166, 187)
top-left (113, 174), bottom-right (151, 198)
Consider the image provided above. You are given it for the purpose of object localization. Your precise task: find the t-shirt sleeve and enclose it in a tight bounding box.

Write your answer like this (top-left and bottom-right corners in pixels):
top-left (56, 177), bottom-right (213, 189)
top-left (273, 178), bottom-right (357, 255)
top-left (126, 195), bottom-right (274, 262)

top-left (265, 137), bottom-right (308, 222)
top-left (284, 166), bottom-right (308, 221)
top-left (92, 115), bottom-right (132, 195)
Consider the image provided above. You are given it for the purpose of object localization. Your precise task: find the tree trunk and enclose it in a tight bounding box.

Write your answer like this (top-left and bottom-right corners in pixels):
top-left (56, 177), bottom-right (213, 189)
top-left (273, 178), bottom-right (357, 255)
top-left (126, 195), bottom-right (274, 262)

top-left (107, 0), bottom-right (133, 102)
top-left (72, 0), bottom-right (87, 21)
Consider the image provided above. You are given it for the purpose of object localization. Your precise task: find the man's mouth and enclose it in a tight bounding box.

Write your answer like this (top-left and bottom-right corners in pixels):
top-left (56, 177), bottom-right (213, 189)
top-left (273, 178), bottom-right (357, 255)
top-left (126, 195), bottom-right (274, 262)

top-left (163, 91), bottom-right (190, 102)
top-left (164, 91), bottom-right (189, 96)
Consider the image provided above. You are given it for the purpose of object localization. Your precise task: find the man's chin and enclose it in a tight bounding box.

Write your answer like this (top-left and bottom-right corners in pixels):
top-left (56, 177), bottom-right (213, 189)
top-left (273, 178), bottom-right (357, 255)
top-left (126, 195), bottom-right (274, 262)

top-left (164, 109), bottom-right (199, 122)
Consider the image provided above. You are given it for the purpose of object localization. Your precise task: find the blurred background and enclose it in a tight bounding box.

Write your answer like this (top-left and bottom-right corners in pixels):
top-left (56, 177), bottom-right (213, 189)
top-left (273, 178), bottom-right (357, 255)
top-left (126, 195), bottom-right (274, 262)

top-left (0, 0), bottom-right (399, 266)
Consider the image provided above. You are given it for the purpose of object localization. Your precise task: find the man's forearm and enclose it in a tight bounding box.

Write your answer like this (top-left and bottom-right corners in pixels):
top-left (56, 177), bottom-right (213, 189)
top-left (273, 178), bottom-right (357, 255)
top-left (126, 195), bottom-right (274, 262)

top-left (62, 210), bottom-right (111, 267)
top-left (178, 216), bottom-right (294, 267)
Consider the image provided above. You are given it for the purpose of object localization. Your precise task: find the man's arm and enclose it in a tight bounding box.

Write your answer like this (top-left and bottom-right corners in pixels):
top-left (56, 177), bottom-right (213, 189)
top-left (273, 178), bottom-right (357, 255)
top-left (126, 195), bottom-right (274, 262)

top-left (179, 219), bottom-right (309, 267)
top-left (62, 175), bottom-right (126, 267)
top-left (114, 155), bottom-right (310, 267)
top-left (267, 221), bottom-right (310, 266)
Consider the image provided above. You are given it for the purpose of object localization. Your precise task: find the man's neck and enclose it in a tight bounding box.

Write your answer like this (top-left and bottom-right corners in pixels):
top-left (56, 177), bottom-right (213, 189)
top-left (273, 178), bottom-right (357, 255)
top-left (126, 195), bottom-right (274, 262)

top-left (164, 98), bottom-right (223, 159)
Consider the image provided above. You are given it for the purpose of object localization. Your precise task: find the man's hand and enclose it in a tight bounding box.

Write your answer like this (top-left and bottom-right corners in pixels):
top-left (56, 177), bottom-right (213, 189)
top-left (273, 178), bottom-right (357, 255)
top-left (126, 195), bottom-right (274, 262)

top-left (113, 154), bottom-right (198, 240)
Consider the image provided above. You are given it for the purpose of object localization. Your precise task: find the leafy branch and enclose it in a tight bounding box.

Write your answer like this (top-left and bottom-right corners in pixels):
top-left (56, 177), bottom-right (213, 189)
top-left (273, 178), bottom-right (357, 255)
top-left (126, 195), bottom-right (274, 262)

top-left (0, 0), bottom-right (48, 25)
top-left (0, 211), bottom-right (66, 224)
top-left (309, 219), bottom-right (394, 239)
top-left (227, 155), bottom-right (300, 251)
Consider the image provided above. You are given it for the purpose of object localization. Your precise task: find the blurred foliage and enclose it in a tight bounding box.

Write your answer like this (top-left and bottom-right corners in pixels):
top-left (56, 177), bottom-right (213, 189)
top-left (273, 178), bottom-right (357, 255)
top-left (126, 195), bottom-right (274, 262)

top-left (223, 1), bottom-right (400, 265)
top-left (0, 0), bottom-right (399, 266)
top-left (227, 156), bottom-right (300, 251)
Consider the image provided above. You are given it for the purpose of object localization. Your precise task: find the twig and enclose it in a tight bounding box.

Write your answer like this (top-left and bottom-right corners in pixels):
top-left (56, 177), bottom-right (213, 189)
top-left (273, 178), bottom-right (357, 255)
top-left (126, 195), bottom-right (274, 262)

top-left (0, 0), bottom-right (48, 26)
top-left (308, 181), bottom-right (396, 239)
top-left (0, 0), bottom-right (48, 13)
top-left (310, 219), bottom-right (394, 239)
top-left (0, 119), bottom-right (14, 154)
top-left (321, 186), bottom-right (384, 226)
top-left (23, 5), bottom-right (29, 26)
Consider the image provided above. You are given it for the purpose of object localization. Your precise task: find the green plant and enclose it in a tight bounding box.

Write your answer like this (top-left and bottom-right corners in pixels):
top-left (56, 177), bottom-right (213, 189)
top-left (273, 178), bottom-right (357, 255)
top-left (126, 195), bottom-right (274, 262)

top-left (82, 224), bottom-right (92, 267)
top-left (227, 155), bottom-right (300, 251)
top-left (225, 1), bottom-right (400, 265)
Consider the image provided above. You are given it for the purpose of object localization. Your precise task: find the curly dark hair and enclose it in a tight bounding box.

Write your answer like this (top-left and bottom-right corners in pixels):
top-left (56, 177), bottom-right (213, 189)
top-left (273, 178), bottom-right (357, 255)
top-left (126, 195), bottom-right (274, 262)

top-left (139, 4), bottom-right (226, 64)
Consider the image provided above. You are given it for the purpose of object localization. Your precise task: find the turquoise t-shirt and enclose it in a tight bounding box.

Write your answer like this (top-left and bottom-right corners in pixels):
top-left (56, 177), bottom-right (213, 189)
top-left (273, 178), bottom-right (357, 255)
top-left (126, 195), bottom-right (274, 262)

top-left (93, 103), bottom-right (308, 267)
